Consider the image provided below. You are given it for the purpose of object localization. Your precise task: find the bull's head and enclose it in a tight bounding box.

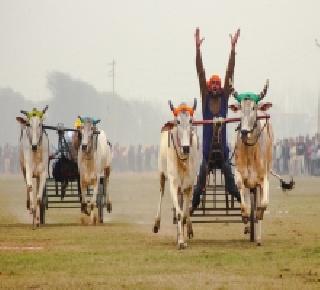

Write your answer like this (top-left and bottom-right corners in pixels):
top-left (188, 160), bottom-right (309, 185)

top-left (78, 116), bottom-right (100, 153)
top-left (169, 98), bottom-right (197, 156)
top-left (18, 106), bottom-right (48, 151)
top-left (229, 79), bottom-right (272, 139)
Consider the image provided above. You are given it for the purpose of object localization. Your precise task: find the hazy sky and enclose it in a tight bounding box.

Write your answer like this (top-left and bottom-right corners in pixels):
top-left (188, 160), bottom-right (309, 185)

top-left (1, 0), bottom-right (320, 114)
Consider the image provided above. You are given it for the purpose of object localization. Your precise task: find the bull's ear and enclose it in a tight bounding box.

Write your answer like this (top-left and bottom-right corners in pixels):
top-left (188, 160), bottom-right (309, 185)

top-left (229, 104), bottom-right (240, 112)
top-left (258, 102), bottom-right (272, 111)
top-left (16, 116), bottom-right (27, 124)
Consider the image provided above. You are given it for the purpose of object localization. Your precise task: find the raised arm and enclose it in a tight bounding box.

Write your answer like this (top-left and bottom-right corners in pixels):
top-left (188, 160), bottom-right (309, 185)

top-left (224, 28), bottom-right (240, 97)
top-left (195, 28), bottom-right (208, 107)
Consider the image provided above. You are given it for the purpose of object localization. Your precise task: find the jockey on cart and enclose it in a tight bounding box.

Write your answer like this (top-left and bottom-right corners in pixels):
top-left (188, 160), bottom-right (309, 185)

top-left (191, 27), bottom-right (241, 212)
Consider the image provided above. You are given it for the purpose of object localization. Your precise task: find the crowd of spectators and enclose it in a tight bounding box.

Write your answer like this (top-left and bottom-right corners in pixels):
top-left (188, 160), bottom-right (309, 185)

top-left (2, 134), bottom-right (320, 176)
top-left (112, 144), bottom-right (158, 172)
top-left (0, 143), bottom-right (20, 174)
top-left (273, 134), bottom-right (320, 176)
top-left (0, 143), bottom-right (159, 175)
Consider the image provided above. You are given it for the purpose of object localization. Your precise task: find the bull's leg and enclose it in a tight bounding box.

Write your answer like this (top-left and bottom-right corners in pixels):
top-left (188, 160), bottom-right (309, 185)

top-left (34, 176), bottom-right (41, 228)
top-left (90, 179), bottom-right (98, 225)
top-left (153, 172), bottom-right (165, 233)
top-left (255, 190), bottom-right (262, 246)
top-left (21, 167), bottom-right (30, 209)
top-left (105, 167), bottom-right (112, 213)
top-left (25, 163), bottom-right (34, 216)
top-left (80, 180), bottom-right (89, 225)
top-left (235, 170), bottom-right (249, 221)
top-left (35, 172), bottom-right (46, 228)
top-left (261, 173), bottom-right (269, 209)
top-left (184, 186), bottom-right (193, 240)
top-left (258, 174), bottom-right (269, 221)
top-left (169, 178), bottom-right (185, 249)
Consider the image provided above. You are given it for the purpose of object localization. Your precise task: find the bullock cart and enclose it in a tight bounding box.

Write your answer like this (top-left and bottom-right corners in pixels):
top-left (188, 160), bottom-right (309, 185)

top-left (40, 124), bottom-right (106, 224)
top-left (191, 115), bottom-right (270, 242)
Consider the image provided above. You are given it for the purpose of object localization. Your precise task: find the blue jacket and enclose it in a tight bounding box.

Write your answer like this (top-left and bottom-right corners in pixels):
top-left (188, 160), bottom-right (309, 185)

top-left (202, 91), bottom-right (229, 162)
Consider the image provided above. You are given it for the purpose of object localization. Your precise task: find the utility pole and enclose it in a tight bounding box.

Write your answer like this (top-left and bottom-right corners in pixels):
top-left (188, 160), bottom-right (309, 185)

top-left (316, 40), bottom-right (320, 135)
top-left (318, 92), bottom-right (320, 136)
top-left (108, 59), bottom-right (116, 97)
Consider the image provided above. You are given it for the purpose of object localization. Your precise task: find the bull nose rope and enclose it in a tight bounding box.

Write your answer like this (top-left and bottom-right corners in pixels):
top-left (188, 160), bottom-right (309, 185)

top-left (26, 125), bottom-right (46, 150)
top-left (241, 119), bottom-right (268, 147)
top-left (169, 130), bottom-right (189, 162)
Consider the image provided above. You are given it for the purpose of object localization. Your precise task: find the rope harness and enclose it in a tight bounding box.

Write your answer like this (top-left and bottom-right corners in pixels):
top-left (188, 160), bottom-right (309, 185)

top-left (240, 118), bottom-right (269, 147)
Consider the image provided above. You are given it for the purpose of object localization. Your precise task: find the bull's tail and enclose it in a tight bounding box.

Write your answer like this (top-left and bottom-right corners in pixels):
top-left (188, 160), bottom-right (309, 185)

top-left (270, 170), bottom-right (295, 191)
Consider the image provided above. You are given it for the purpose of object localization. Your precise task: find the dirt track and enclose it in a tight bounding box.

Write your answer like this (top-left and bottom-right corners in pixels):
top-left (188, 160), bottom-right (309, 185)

top-left (0, 173), bottom-right (319, 289)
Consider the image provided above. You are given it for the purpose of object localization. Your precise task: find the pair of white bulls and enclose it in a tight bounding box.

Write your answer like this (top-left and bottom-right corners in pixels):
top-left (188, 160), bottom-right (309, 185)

top-left (16, 109), bottom-right (112, 228)
top-left (154, 80), bottom-right (273, 248)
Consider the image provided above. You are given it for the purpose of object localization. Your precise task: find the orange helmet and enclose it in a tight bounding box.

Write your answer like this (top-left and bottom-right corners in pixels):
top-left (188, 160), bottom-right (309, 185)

top-left (207, 74), bottom-right (221, 90)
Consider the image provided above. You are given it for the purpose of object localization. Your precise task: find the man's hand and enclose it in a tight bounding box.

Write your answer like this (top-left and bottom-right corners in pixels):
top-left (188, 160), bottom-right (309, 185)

top-left (195, 27), bottom-right (204, 49)
top-left (230, 28), bottom-right (240, 50)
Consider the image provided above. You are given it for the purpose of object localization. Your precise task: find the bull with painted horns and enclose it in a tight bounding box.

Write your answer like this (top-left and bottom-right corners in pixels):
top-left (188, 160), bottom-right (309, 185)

top-left (153, 98), bottom-right (200, 249)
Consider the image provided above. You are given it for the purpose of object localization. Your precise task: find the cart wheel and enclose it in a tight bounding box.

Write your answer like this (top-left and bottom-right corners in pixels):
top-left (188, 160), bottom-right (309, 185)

top-left (40, 186), bottom-right (47, 224)
top-left (250, 190), bottom-right (256, 242)
top-left (97, 194), bottom-right (104, 223)
top-left (106, 201), bottom-right (112, 213)
top-left (40, 200), bottom-right (45, 225)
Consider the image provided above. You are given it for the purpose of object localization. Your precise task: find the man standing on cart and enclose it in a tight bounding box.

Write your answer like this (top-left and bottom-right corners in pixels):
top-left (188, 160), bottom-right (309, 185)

top-left (192, 27), bottom-right (241, 211)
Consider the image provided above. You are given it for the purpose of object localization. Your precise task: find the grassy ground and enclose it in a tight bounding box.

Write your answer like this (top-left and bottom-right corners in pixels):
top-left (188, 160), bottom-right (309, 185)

top-left (0, 174), bottom-right (319, 289)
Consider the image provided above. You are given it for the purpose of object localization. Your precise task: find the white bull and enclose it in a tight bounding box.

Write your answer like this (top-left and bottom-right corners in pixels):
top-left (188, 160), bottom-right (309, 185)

top-left (16, 106), bottom-right (49, 228)
top-left (77, 117), bottom-right (112, 225)
top-left (229, 80), bottom-right (273, 245)
top-left (153, 99), bottom-right (199, 249)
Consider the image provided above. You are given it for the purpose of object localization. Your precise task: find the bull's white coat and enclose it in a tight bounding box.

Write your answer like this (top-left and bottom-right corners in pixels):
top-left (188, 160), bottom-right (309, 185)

top-left (17, 115), bottom-right (49, 227)
top-left (154, 106), bottom-right (199, 249)
top-left (232, 98), bottom-right (273, 245)
top-left (77, 119), bottom-right (112, 224)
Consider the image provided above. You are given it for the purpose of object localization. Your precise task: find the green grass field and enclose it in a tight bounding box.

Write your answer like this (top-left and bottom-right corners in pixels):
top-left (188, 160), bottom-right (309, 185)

top-left (0, 174), bottom-right (319, 289)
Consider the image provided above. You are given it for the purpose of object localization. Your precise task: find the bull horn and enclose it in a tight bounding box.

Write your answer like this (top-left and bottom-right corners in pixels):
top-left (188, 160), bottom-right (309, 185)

top-left (42, 105), bottom-right (49, 114)
top-left (259, 79), bottom-right (269, 101)
top-left (193, 98), bottom-right (197, 111)
top-left (168, 100), bottom-right (174, 112)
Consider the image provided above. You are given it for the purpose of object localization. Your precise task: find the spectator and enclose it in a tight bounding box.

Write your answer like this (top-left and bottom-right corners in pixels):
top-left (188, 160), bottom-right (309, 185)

top-left (128, 145), bottom-right (135, 172)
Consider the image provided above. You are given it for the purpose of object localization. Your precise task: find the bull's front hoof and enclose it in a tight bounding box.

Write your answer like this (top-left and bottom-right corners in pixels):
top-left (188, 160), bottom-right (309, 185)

top-left (244, 226), bottom-right (250, 234)
top-left (257, 241), bottom-right (262, 246)
top-left (106, 202), bottom-right (112, 213)
top-left (80, 213), bottom-right (89, 225)
top-left (173, 216), bottom-right (177, 224)
top-left (187, 224), bottom-right (193, 239)
top-left (153, 219), bottom-right (160, 233)
top-left (242, 216), bottom-right (249, 224)
top-left (177, 242), bottom-right (187, 250)
top-left (256, 207), bottom-right (266, 220)
top-left (90, 208), bottom-right (98, 225)
top-left (153, 225), bottom-right (159, 233)
top-left (81, 203), bottom-right (89, 215)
